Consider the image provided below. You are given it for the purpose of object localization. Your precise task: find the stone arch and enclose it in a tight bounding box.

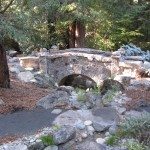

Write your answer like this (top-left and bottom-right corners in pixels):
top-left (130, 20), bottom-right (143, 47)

top-left (58, 74), bottom-right (97, 89)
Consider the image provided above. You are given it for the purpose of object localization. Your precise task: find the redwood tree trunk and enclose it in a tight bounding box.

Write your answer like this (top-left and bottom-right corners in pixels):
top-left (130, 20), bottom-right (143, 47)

top-left (75, 20), bottom-right (85, 48)
top-left (68, 21), bottom-right (76, 48)
top-left (0, 43), bottom-right (10, 88)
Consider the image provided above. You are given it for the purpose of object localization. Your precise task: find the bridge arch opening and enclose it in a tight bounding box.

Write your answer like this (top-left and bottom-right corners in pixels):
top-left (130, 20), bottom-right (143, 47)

top-left (59, 74), bottom-right (97, 89)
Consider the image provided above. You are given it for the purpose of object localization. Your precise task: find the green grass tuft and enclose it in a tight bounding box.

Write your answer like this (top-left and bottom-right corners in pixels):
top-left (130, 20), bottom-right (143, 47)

top-left (41, 135), bottom-right (54, 146)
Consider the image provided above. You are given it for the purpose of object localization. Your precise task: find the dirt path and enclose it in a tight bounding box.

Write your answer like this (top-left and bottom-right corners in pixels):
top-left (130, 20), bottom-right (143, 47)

top-left (0, 107), bottom-right (60, 140)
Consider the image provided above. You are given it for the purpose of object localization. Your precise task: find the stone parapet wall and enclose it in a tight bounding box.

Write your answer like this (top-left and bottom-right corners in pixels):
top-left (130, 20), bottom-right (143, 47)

top-left (39, 52), bottom-right (112, 86)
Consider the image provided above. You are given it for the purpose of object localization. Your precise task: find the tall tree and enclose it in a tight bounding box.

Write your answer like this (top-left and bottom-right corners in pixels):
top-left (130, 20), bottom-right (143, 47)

top-left (0, 43), bottom-right (10, 88)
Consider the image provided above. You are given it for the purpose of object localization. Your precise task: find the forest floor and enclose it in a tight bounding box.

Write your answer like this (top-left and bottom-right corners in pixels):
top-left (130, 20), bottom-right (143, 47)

top-left (0, 74), bottom-right (51, 115)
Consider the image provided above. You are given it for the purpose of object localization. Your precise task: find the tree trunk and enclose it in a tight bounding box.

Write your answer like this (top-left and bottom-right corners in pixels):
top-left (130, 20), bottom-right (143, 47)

top-left (0, 43), bottom-right (10, 88)
top-left (75, 20), bottom-right (85, 48)
top-left (68, 21), bottom-right (76, 48)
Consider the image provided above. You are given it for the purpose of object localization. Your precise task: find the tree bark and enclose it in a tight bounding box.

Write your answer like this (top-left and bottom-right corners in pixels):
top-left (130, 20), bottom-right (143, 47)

top-left (0, 43), bottom-right (10, 88)
top-left (68, 21), bottom-right (76, 48)
top-left (75, 20), bottom-right (85, 48)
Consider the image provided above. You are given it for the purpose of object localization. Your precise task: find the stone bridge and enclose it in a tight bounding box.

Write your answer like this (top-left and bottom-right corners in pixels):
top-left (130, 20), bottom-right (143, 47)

top-left (39, 49), bottom-right (113, 86)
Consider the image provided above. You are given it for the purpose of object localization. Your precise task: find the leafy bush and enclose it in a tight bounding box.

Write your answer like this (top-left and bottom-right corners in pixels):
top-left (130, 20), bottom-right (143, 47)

top-left (40, 135), bottom-right (54, 146)
top-left (121, 113), bottom-right (150, 145)
top-left (124, 139), bottom-right (148, 150)
top-left (106, 113), bottom-right (150, 148)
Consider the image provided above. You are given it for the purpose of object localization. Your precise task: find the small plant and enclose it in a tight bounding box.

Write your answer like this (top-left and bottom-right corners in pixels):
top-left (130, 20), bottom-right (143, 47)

top-left (124, 139), bottom-right (148, 150)
top-left (40, 135), bottom-right (54, 146)
top-left (52, 124), bottom-right (61, 131)
top-left (106, 134), bottom-right (119, 146)
top-left (106, 113), bottom-right (150, 148)
top-left (75, 88), bottom-right (86, 102)
top-left (90, 85), bottom-right (101, 94)
top-left (106, 129), bottom-right (127, 146)
top-left (121, 113), bottom-right (150, 145)
top-left (102, 89), bottom-right (117, 105)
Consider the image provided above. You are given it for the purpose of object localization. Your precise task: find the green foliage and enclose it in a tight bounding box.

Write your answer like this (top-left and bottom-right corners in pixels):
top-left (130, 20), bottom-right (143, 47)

top-left (0, 0), bottom-right (149, 52)
top-left (106, 134), bottom-right (119, 146)
top-left (51, 124), bottom-right (61, 131)
top-left (89, 85), bottom-right (101, 94)
top-left (76, 88), bottom-right (86, 102)
top-left (124, 139), bottom-right (148, 150)
top-left (106, 113), bottom-right (150, 148)
top-left (102, 86), bottom-right (118, 105)
top-left (121, 113), bottom-right (150, 145)
top-left (40, 135), bottom-right (54, 146)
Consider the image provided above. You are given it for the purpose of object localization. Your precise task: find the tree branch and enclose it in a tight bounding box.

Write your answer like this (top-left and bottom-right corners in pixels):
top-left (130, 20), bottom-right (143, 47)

top-left (0, 0), bottom-right (14, 14)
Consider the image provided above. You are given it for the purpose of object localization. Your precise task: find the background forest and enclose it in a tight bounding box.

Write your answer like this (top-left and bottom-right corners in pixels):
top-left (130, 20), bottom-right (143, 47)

top-left (0, 0), bottom-right (150, 54)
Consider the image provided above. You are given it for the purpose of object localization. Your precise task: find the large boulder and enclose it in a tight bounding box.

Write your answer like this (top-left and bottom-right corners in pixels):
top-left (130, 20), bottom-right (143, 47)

top-left (92, 107), bottom-right (119, 132)
top-left (34, 73), bottom-right (55, 88)
top-left (2, 143), bottom-right (27, 150)
top-left (76, 141), bottom-right (106, 150)
top-left (53, 110), bottom-right (94, 127)
top-left (53, 125), bottom-right (76, 145)
top-left (36, 90), bottom-right (71, 109)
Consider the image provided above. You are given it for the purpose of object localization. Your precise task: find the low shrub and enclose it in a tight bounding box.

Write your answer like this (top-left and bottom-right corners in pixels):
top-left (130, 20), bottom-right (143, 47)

top-left (106, 113), bottom-right (150, 148)
top-left (124, 139), bottom-right (148, 150)
top-left (40, 135), bottom-right (54, 146)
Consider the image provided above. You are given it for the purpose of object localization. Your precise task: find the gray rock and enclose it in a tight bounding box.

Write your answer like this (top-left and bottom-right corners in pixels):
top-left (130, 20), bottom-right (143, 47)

top-left (92, 107), bottom-right (119, 122)
top-left (9, 67), bottom-right (21, 74)
top-left (34, 73), bottom-right (55, 88)
top-left (3, 143), bottom-right (28, 150)
top-left (51, 109), bottom-right (62, 115)
top-left (0, 99), bottom-right (4, 105)
top-left (93, 120), bottom-right (112, 132)
top-left (109, 124), bottom-right (118, 135)
top-left (87, 126), bottom-right (95, 135)
top-left (57, 86), bottom-right (74, 95)
top-left (53, 110), bottom-right (94, 127)
top-left (44, 145), bottom-right (58, 150)
top-left (76, 141), bottom-right (106, 150)
top-left (84, 120), bottom-right (92, 126)
top-left (75, 121), bottom-right (85, 130)
top-left (28, 141), bottom-right (45, 150)
top-left (9, 50), bottom-right (18, 57)
top-left (96, 138), bottom-right (106, 144)
top-left (8, 57), bottom-right (19, 63)
top-left (143, 61), bottom-right (150, 70)
top-left (37, 90), bottom-right (70, 109)
top-left (53, 125), bottom-right (76, 145)
top-left (117, 107), bottom-right (126, 115)
top-left (18, 71), bottom-right (34, 82)
top-left (58, 140), bottom-right (76, 150)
